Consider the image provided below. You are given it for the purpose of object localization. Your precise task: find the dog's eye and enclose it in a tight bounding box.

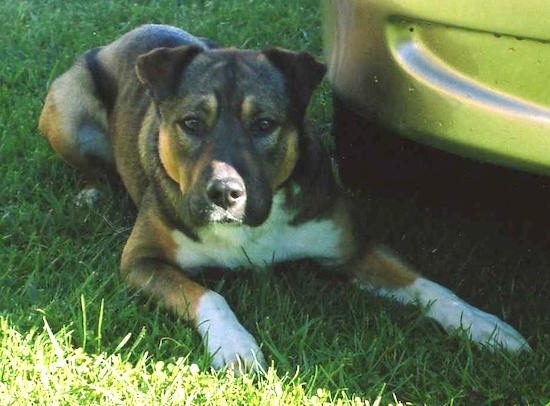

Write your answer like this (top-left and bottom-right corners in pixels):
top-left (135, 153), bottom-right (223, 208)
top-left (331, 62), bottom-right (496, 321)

top-left (253, 118), bottom-right (278, 135)
top-left (178, 117), bottom-right (202, 134)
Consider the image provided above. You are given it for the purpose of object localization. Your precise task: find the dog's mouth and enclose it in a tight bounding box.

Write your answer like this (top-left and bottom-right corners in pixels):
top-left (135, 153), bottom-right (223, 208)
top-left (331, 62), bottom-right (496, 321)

top-left (184, 196), bottom-right (248, 227)
top-left (184, 192), bottom-right (271, 229)
top-left (204, 205), bottom-right (244, 225)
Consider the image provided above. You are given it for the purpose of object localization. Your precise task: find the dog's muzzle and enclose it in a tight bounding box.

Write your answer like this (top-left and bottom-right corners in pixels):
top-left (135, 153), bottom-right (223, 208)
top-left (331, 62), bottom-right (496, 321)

top-left (204, 162), bottom-right (247, 223)
top-left (206, 177), bottom-right (246, 214)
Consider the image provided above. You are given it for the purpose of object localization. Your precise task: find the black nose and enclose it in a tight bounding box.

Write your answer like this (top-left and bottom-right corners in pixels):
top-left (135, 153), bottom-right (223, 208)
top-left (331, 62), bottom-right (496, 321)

top-left (206, 178), bottom-right (246, 210)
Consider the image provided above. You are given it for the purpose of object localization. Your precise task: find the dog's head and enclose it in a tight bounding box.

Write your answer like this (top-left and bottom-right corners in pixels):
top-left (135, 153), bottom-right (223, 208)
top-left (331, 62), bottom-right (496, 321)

top-left (136, 45), bottom-right (325, 228)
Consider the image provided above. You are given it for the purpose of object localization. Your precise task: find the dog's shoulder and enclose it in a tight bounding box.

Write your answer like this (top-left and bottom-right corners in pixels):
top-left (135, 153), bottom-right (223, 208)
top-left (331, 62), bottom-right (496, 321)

top-left (286, 126), bottom-right (341, 224)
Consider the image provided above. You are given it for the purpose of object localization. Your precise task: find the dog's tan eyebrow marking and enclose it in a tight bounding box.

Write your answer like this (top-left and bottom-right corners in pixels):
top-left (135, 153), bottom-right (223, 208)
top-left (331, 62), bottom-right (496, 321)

top-left (183, 94), bottom-right (217, 112)
top-left (240, 96), bottom-right (256, 123)
top-left (192, 94), bottom-right (217, 114)
top-left (183, 94), bottom-right (218, 127)
top-left (203, 94), bottom-right (218, 128)
top-left (201, 94), bottom-right (217, 120)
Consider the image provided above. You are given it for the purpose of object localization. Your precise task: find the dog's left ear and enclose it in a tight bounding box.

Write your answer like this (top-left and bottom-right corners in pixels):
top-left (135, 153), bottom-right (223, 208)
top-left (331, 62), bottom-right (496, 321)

top-left (136, 45), bottom-right (203, 100)
top-left (263, 48), bottom-right (326, 113)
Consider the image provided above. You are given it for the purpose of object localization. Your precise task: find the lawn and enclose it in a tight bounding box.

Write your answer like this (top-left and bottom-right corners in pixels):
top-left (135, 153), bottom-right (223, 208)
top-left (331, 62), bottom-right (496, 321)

top-left (1, 0), bottom-right (549, 404)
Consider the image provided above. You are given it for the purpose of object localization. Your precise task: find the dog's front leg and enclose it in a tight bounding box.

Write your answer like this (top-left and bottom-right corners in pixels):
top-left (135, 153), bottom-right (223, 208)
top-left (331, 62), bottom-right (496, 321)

top-left (352, 246), bottom-right (530, 351)
top-left (120, 218), bottom-right (266, 373)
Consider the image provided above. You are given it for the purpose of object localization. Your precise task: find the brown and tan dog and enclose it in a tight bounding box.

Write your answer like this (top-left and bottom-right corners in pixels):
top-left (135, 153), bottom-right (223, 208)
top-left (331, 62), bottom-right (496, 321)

top-left (39, 24), bottom-right (529, 372)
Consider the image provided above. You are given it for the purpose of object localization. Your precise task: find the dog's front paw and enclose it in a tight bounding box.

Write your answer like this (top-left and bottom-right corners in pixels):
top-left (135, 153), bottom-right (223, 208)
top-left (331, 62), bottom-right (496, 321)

top-left (205, 322), bottom-right (266, 373)
top-left (381, 277), bottom-right (531, 352)
top-left (411, 278), bottom-right (531, 351)
top-left (196, 291), bottom-right (266, 373)
top-left (453, 303), bottom-right (531, 352)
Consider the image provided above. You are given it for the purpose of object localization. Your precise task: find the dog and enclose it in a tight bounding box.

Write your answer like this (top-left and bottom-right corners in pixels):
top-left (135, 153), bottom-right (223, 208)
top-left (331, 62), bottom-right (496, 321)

top-left (39, 24), bottom-right (529, 372)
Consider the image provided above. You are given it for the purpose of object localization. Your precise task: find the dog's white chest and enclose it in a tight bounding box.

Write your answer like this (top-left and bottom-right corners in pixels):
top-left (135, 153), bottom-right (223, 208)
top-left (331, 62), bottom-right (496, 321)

top-left (171, 192), bottom-right (344, 270)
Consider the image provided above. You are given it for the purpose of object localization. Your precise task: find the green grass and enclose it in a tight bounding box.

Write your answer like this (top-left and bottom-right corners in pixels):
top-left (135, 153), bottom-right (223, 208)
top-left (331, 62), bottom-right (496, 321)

top-left (1, 0), bottom-right (549, 404)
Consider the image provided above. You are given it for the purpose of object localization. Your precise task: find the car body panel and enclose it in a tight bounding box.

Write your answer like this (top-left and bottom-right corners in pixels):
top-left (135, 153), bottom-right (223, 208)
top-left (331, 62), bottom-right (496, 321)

top-left (324, 0), bottom-right (550, 175)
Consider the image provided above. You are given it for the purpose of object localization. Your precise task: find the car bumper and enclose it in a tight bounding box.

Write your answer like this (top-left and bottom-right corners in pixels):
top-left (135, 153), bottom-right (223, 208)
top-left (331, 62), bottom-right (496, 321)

top-left (324, 0), bottom-right (550, 176)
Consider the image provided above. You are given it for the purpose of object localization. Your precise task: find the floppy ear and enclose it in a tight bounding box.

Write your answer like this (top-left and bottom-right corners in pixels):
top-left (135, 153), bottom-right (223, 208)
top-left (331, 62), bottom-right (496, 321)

top-left (136, 45), bottom-right (203, 100)
top-left (262, 47), bottom-right (326, 114)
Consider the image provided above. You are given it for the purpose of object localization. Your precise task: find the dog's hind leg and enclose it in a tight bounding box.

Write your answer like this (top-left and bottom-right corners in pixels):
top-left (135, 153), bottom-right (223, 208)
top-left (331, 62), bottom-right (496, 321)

top-left (352, 245), bottom-right (531, 352)
top-left (39, 61), bottom-right (114, 173)
top-left (40, 62), bottom-right (115, 206)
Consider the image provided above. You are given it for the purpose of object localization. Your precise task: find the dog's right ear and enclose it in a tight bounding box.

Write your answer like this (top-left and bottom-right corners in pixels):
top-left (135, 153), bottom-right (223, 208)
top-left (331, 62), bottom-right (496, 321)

top-left (136, 45), bottom-right (203, 100)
